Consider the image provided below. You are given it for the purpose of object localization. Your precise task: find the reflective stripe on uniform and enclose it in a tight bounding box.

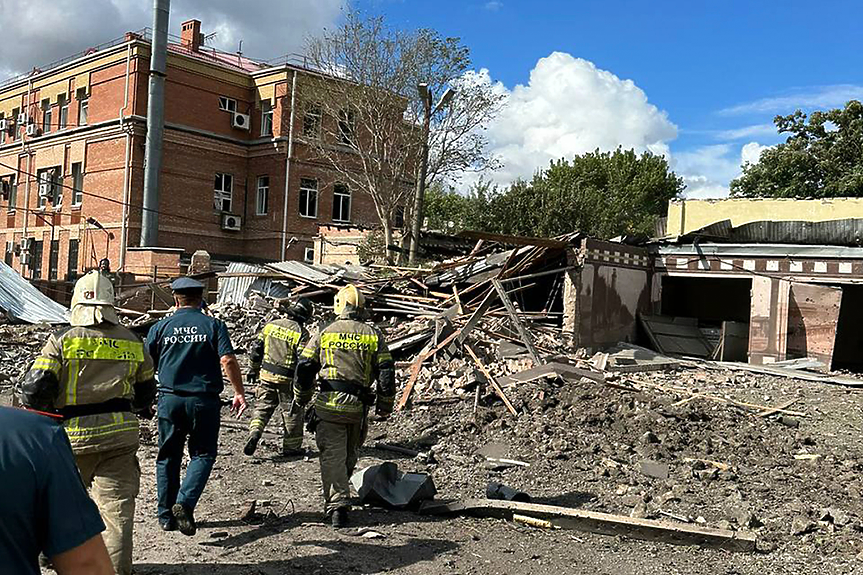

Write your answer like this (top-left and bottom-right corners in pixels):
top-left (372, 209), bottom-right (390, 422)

top-left (32, 357), bottom-right (61, 375)
top-left (315, 391), bottom-right (364, 414)
top-left (263, 324), bottom-right (301, 345)
top-left (320, 332), bottom-right (379, 351)
top-left (62, 337), bottom-right (145, 362)
top-left (65, 415), bottom-right (138, 440)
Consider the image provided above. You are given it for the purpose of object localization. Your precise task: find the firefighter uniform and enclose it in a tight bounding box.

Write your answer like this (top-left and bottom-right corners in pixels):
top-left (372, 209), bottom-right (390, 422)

top-left (295, 285), bottom-right (395, 527)
top-left (245, 303), bottom-right (310, 455)
top-left (16, 271), bottom-right (156, 575)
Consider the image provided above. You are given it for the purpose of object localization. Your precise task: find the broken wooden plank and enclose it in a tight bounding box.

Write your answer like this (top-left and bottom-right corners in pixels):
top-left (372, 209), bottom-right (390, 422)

top-left (396, 329), bottom-right (463, 411)
top-left (497, 362), bottom-right (605, 387)
top-left (464, 344), bottom-right (518, 416)
top-left (491, 279), bottom-right (542, 365)
top-left (456, 289), bottom-right (499, 345)
top-left (756, 398), bottom-right (799, 418)
top-left (419, 499), bottom-right (756, 552)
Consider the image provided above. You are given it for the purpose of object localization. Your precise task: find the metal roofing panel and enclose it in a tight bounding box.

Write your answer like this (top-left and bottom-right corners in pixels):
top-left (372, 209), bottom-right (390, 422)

top-left (654, 243), bottom-right (863, 259)
top-left (216, 262), bottom-right (268, 305)
top-left (0, 261), bottom-right (69, 324)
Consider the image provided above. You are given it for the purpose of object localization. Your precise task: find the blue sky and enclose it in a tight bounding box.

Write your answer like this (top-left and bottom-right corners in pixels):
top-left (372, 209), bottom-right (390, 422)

top-left (356, 0), bottom-right (863, 196)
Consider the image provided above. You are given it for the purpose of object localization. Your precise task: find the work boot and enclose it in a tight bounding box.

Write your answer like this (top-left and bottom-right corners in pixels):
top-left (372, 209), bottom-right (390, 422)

top-left (281, 447), bottom-right (305, 459)
top-left (331, 506), bottom-right (349, 529)
top-left (244, 432), bottom-right (262, 456)
top-left (172, 503), bottom-right (197, 536)
top-left (160, 517), bottom-right (177, 532)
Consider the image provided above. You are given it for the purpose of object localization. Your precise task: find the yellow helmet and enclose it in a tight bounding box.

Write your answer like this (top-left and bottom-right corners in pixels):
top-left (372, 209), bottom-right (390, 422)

top-left (70, 270), bottom-right (119, 326)
top-left (334, 284), bottom-right (365, 315)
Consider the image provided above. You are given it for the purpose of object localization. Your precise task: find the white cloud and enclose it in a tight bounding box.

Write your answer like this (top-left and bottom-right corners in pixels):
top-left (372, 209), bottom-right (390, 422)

top-left (485, 1), bottom-right (504, 11)
top-left (718, 84), bottom-right (863, 116)
top-left (0, 0), bottom-right (344, 79)
top-left (674, 141), bottom-right (772, 198)
top-left (713, 123), bottom-right (776, 141)
top-left (475, 52), bottom-right (678, 186)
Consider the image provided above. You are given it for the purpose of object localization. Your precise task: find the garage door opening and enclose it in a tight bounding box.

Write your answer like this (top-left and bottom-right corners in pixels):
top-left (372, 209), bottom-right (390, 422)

top-left (832, 285), bottom-right (863, 371)
top-left (659, 275), bottom-right (752, 361)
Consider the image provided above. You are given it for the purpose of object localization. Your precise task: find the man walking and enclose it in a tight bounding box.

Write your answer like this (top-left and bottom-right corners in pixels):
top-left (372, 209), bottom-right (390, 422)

top-left (295, 284), bottom-right (395, 528)
top-left (147, 277), bottom-right (247, 536)
top-left (16, 270), bottom-right (157, 575)
top-left (244, 298), bottom-right (314, 457)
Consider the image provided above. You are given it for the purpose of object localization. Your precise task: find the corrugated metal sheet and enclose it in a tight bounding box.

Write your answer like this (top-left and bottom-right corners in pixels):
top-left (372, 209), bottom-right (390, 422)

top-left (655, 243), bottom-right (863, 259)
top-left (216, 262), bottom-right (268, 305)
top-left (0, 261), bottom-right (69, 324)
top-left (265, 261), bottom-right (369, 284)
top-left (678, 218), bottom-right (863, 246)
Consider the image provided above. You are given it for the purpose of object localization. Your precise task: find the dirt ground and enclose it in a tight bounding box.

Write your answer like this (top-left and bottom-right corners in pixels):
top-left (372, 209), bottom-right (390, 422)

top-left (3, 361), bottom-right (862, 575)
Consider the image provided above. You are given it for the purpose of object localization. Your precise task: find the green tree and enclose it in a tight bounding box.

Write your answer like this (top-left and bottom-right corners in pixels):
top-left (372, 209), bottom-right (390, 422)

top-left (731, 100), bottom-right (863, 198)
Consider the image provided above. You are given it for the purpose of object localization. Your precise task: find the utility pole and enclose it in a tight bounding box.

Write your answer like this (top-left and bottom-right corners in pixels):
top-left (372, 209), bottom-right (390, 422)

top-left (409, 85), bottom-right (454, 265)
top-left (140, 0), bottom-right (170, 247)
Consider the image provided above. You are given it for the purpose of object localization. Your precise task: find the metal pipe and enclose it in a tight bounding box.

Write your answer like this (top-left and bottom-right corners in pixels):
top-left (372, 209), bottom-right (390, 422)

top-left (140, 0), bottom-right (170, 247)
top-left (119, 42), bottom-right (133, 269)
top-left (280, 69), bottom-right (298, 260)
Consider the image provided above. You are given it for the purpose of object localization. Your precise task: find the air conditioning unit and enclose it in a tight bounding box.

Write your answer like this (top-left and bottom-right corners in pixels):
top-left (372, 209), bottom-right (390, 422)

top-left (38, 179), bottom-right (52, 199)
top-left (21, 237), bottom-right (33, 250)
top-left (221, 213), bottom-right (242, 231)
top-left (26, 123), bottom-right (38, 137)
top-left (231, 112), bottom-right (250, 131)
top-left (20, 252), bottom-right (30, 265)
top-left (17, 113), bottom-right (27, 125)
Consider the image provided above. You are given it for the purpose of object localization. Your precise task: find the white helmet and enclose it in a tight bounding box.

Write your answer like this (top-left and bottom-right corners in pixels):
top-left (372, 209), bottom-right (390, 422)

top-left (69, 270), bottom-right (119, 326)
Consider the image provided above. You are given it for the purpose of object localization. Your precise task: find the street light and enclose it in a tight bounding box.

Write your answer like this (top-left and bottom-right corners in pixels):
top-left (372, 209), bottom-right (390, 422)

top-left (409, 84), bottom-right (455, 264)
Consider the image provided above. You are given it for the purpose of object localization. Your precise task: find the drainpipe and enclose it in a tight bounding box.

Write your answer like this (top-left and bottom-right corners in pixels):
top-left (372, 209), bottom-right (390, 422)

top-left (140, 0), bottom-right (170, 247)
top-left (280, 70), bottom-right (298, 260)
top-left (118, 42), bottom-right (133, 269)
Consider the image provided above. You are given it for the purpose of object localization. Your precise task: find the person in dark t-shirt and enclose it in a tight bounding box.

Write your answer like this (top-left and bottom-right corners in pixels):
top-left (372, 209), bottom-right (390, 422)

top-left (146, 277), bottom-right (247, 536)
top-left (0, 406), bottom-right (114, 575)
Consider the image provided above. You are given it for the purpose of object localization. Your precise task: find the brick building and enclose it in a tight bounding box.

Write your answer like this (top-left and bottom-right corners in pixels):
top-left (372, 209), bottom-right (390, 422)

top-left (0, 19), bottom-right (387, 285)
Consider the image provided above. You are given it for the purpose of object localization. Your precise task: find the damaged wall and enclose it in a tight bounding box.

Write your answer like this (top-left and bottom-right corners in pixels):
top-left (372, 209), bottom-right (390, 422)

top-left (564, 239), bottom-right (651, 350)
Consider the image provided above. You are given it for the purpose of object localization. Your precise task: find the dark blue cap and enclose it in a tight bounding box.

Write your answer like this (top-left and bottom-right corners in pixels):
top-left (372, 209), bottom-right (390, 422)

top-left (171, 277), bottom-right (205, 291)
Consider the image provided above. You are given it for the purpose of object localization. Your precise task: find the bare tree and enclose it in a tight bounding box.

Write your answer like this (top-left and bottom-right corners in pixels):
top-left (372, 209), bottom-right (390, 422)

top-left (303, 12), bottom-right (503, 263)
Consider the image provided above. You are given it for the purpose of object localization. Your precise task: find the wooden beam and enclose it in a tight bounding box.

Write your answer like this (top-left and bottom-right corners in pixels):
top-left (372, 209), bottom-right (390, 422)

top-left (492, 279), bottom-right (542, 365)
top-left (420, 499), bottom-right (756, 552)
top-left (457, 289), bottom-right (498, 344)
top-left (464, 343), bottom-right (518, 416)
top-left (396, 329), bottom-right (462, 411)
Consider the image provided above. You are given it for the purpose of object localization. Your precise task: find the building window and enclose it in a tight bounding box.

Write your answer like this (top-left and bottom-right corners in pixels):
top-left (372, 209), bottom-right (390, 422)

top-left (3, 174), bottom-right (17, 211)
top-left (219, 97), bottom-right (237, 113)
top-left (256, 175), bottom-right (269, 215)
top-left (37, 168), bottom-right (62, 209)
top-left (30, 240), bottom-right (43, 279)
top-left (303, 103), bottom-right (321, 138)
top-left (48, 239), bottom-right (59, 281)
top-left (71, 163), bottom-right (83, 206)
top-left (394, 205), bottom-right (405, 228)
top-left (67, 239), bottom-right (79, 281)
top-left (260, 103), bottom-right (273, 137)
top-left (4, 242), bottom-right (12, 267)
top-left (338, 109), bottom-right (355, 146)
top-left (12, 108), bottom-right (20, 141)
top-left (214, 173), bottom-right (233, 212)
top-left (77, 90), bottom-right (89, 125)
top-left (299, 178), bottom-right (318, 218)
top-left (41, 100), bottom-right (51, 134)
top-left (58, 95), bottom-right (69, 129)
top-left (304, 246), bottom-right (314, 263)
top-left (332, 183), bottom-right (351, 222)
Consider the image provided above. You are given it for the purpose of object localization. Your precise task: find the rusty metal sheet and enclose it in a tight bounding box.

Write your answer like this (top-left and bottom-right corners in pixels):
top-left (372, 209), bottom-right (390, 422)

top-left (786, 283), bottom-right (842, 370)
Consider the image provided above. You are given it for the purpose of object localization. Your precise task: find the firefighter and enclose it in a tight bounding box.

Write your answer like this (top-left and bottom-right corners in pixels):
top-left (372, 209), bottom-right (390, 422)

top-left (244, 297), bottom-right (314, 457)
top-left (295, 284), bottom-right (395, 528)
top-left (16, 270), bottom-right (157, 575)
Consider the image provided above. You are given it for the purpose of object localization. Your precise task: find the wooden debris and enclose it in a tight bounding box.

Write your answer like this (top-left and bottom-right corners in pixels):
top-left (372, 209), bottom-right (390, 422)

top-left (464, 344), bottom-right (518, 416)
top-left (491, 279), bottom-right (542, 365)
top-left (420, 499), bottom-right (756, 551)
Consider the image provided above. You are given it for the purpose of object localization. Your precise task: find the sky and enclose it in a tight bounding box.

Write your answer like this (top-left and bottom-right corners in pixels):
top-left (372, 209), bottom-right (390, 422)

top-left (1, 0), bottom-right (861, 197)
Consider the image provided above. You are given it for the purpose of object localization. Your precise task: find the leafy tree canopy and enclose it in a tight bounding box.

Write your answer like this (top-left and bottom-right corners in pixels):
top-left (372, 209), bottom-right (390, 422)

top-left (731, 100), bottom-right (863, 198)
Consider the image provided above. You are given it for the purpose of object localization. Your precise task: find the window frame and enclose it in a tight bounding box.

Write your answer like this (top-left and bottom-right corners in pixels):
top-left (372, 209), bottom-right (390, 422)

top-left (41, 100), bottom-right (52, 134)
top-left (66, 238), bottom-right (79, 281)
top-left (58, 95), bottom-right (69, 129)
top-left (298, 178), bottom-right (318, 219)
top-left (30, 240), bottom-right (43, 280)
top-left (337, 108), bottom-right (355, 146)
top-left (12, 108), bottom-right (21, 141)
top-left (214, 172), bottom-right (233, 213)
top-left (36, 168), bottom-right (62, 209)
top-left (260, 103), bottom-right (273, 137)
top-left (6, 174), bottom-right (17, 212)
top-left (303, 103), bottom-right (322, 138)
top-left (48, 239), bottom-right (60, 281)
top-left (255, 175), bottom-right (269, 215)
top-left (332, 183), bottom-right (351, 223)
top-left (219, 96), bottom-right (237, 113)
top-left (71, 162), bottom-right (83, 206)
top-left (77, 92), bottom-right (89, 126)
top-left (303, 246), bottom-right (315, 263)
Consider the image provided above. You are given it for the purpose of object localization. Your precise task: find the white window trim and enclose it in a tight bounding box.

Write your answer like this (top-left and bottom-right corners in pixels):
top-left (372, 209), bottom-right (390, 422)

top-left (71, 164), bottom-right (84, 207)
top-left (78, 97), bottom-right (89, 125)
top-left (255, 175), bottom-right (269, 215)
top-left (58, 100), bottom-right (69, 130)
top-left (260, 107), bottom-right (273, 137)
top-left (219, 96), bottom-right (237, 113)
top-left (332, 184), bottom-right (351, 223)
top-left (214, 173), bottom-right (233, 212)
top-left (299, 178), bottom-right (318, 219)
top-left (303, 246), bottom-right (315, 263)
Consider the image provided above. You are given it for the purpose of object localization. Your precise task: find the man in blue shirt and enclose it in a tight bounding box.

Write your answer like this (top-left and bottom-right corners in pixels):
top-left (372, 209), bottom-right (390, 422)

top-left (0, 406), bottom-right (114, 575)
top-left (147, 277), bottom-right (247, 536)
